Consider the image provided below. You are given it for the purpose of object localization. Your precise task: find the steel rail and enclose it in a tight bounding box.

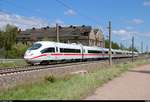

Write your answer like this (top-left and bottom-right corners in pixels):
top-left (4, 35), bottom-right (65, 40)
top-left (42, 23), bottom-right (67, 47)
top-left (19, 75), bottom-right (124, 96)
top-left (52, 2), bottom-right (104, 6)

top-left (0, 57), bottom-right (137, 75)
top-left (0, 60), bottom-right (107, 75)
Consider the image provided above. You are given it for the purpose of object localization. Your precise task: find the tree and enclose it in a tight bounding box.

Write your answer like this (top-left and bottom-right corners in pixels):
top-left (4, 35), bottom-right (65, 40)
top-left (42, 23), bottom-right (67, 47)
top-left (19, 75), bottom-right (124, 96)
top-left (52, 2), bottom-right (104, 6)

top-left (0, 31), bottom-right (4, 49)
top-left (104, 39), bottom-right (120, 49)
top-left (7, 43), bottom-right (29, 58)
top-left (127, 46), bottom-right (138, 52)
top-left (1, 24), bottom-right (19, 58)
top-left (4, 24), bottom-right (18, 50)
top-left (104, 39), bottom-right (109, 48)
top-left (112, 42), bottom-right (120, 49)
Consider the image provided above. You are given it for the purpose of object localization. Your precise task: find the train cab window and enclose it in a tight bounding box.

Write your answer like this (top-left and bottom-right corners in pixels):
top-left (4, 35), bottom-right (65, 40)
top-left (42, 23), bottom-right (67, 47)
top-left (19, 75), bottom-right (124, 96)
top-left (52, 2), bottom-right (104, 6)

top-left (41, 47), bottom-right (55, 53)
top-left (28, 43), bottom-right (42, 50)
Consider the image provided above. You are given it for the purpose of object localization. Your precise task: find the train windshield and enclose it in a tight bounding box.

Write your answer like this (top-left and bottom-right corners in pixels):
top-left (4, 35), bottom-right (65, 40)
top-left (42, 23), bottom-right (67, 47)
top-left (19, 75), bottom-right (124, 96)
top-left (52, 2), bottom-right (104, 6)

top-left (28, 43), bottom-right (42, 50)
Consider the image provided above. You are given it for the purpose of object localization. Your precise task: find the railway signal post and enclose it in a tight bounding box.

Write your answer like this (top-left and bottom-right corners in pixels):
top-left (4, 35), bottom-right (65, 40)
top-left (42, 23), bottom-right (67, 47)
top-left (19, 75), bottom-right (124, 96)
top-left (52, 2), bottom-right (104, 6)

top-left (108, 21), bottom-right (112, 66)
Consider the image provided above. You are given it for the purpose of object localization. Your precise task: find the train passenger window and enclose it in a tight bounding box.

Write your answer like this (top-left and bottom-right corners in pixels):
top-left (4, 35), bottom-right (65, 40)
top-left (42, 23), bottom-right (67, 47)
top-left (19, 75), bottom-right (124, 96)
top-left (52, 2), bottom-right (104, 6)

top-left (60, 48), bottom-right (81, 53)
top-left (88, 50), bottom-right (102, 54)
top-left (116, 52), bottom-right (122, 54)
top-left (41, 47), bottom-right (55, 53)
top-left (104, 51), bottom-right (108, 54)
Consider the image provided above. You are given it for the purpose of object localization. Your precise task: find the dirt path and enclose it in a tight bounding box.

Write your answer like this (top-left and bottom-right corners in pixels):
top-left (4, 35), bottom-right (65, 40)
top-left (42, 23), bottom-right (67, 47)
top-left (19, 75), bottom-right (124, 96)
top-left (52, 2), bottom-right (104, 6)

top-left (85, 64), bottom-right (150, 100)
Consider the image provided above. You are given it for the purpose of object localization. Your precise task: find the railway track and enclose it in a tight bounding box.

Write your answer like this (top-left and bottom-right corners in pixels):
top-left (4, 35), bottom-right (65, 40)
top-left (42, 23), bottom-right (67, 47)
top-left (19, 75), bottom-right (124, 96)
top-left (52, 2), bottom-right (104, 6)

top-left (0, 57), bottom-right (140, 76)
top-left (0, 60), bottom-right (107, 75)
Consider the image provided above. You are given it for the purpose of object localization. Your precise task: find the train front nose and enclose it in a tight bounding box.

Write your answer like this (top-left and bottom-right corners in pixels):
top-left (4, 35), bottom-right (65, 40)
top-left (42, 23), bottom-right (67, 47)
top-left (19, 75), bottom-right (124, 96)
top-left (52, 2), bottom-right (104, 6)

top-left (24, 51), bottom-right (35, 64)
top-left (24, 43), bottom-right (43, 65)
top-left (24, 51), bottom-right (42, 65)
top-left (24, 50), bottom-right (33, 59)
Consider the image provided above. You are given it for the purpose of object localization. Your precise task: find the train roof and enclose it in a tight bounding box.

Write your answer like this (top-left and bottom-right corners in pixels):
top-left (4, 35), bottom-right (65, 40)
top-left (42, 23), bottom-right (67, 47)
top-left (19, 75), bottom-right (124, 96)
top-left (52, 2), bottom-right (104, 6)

top-left (83, 45), bottom-right (104, 50)
top-left (34, 41), bottom-right (82, 49)
top-left (35, 41), bottom-right (80, 45)
top-left (34, 41), bottom-right (138, 53)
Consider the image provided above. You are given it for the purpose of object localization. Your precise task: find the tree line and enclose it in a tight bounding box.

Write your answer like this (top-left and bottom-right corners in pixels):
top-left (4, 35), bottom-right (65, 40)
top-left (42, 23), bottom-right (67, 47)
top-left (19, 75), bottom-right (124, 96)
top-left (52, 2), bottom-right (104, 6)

top-left (104, 39), bottom-right (138, 52)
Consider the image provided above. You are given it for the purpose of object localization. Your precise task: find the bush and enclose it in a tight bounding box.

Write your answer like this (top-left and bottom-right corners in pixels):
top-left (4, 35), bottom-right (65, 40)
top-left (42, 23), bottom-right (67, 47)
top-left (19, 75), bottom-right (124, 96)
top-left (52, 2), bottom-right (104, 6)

top-left (0, 50), bottom-right (5, 58)
top-left (6, 43), bottom-right (29, 58)
top-left (45, 75), bottom-right (56, 83)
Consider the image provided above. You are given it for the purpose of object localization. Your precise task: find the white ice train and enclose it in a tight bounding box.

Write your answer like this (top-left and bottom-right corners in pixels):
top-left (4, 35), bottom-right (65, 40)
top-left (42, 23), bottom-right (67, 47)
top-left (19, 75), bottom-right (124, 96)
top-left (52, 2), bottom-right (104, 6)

top-left (24, 41), bottom-right (138, 65)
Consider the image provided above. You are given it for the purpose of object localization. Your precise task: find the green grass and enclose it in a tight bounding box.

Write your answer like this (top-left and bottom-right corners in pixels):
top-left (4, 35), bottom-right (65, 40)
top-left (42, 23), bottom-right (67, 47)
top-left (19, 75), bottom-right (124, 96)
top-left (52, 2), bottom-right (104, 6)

top-left (0, 59), bottom-right (28, 68)
top-left (0, 59), bottom-right (150, 100)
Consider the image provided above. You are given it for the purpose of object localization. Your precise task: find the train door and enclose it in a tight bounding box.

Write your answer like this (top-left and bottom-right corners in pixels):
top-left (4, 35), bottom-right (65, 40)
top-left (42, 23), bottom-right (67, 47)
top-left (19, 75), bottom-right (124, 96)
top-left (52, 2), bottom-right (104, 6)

top-left (102, 48), bottom-right (105, 58)
top-left (55, 46), bottom-right (58, 60)
top-left (80, 45), bottom-right (84, 61)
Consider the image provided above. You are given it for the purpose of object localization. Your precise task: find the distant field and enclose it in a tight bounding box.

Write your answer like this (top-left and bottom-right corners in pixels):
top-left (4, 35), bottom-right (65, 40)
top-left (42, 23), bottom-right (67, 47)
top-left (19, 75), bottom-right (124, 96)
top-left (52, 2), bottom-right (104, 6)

top-left (0, 59), bottom-right (149, 100)
top-left (0, 59), bottom-right (28, 68)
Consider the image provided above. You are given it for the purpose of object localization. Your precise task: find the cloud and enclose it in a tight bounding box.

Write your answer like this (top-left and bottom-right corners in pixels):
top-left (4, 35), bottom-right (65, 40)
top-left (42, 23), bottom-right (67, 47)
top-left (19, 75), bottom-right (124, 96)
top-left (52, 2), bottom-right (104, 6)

top-left (112, 29), bottom-right (138, 40)
top-left (113, 29), bottom-right (150, 51)
top-left (125, 18), bottom-right (144, 25)
top-left (126, 26), bottom-right (133, 30)
top-left (64, 9), bottom-right (76, 16)
top-left (139, 32), bottom-right (150, 37)
top-left (132, 19), bottom-right (144, 24)
top-left (112, 29), bottom-right (136, 36)
top-left (0, 11), bottom-right (49, 30)
top-left (126, 19), bottom-right (144, 25)
top-left (144, 1), bottom-right (150, 6)
top-left (112, 29), bottom-right (150, 38)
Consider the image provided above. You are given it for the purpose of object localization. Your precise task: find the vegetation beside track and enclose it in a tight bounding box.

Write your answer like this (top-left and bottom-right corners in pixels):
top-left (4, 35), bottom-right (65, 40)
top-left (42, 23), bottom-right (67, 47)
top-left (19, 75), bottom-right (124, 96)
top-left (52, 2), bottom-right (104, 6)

top-left (0, 59), bottom-right (27, 68)
top-left (0, 59), bottom-right (149, 100)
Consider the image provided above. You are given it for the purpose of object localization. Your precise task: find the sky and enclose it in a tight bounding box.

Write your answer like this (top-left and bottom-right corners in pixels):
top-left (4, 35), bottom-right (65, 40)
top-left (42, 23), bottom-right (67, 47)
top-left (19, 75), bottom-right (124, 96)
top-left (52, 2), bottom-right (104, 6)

top-left (0, 0), bottom-right (150, 52)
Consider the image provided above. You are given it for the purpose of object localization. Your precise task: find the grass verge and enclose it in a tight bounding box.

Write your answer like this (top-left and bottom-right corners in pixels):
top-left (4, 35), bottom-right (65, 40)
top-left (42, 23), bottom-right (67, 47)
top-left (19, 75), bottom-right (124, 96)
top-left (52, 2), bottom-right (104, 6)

top-left (0, 59), bottom-right (149, 100)
top-left (0, 59), bottom-right (28, 68)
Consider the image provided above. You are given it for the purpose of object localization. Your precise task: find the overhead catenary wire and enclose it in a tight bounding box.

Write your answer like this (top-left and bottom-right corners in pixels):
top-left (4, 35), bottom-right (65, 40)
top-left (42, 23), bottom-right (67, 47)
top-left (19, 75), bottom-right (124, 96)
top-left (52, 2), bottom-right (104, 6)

top-left (55, 0), bottom-right (104, 28)
top-left (1, 0), bottom-right (105, 29)
top-left (0, 0), bottom-right (51, 19)
top-left (1, 0), bottom-right (107, 37)
top-left (55, 0), bottom-right (108, 45)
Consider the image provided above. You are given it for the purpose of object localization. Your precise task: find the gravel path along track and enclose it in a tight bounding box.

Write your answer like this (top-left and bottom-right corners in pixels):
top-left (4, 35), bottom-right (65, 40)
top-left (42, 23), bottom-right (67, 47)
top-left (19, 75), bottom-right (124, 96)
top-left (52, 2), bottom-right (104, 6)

top-left (85, 64), bottom-right (150, 100)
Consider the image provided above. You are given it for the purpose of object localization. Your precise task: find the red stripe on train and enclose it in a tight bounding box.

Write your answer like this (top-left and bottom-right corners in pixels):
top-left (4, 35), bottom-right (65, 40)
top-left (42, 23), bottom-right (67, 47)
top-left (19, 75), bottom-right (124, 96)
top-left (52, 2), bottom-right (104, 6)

top-left (31, 53), bottom-right (108, 59)
top-left (31, 54), bottom-right (48, 59)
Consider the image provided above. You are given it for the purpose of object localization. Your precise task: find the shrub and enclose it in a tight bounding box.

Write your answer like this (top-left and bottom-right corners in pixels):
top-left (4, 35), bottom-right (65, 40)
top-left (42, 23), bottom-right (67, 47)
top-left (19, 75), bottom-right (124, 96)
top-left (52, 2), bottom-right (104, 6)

top-left (6, 43), bottom-right (29, 58)
top-left (45, 75), bottom-right (56, 83)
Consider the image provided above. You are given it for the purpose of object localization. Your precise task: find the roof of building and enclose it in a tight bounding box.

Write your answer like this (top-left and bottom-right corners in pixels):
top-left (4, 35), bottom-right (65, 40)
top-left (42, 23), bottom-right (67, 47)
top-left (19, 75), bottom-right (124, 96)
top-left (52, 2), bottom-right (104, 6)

top-left (18, 25), bottom-right (93, 38)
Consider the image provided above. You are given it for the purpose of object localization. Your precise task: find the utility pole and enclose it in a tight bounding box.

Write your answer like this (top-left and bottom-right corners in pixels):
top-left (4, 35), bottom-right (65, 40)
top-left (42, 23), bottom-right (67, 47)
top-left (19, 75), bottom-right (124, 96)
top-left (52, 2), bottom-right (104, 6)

top-left (120, 43), bottom-right (122, 50)
top-left (147, 45), bottom-right (149, 58)
top-left (132, 36), bottom-right (134, 62)
top-left (108, 21), bottom-right (112, 65)
top-left (141, 41), bottom-right (143, 54)
top-left (56, 23), bottom-right (59, 42)
top-left (146, 45), bottom-right (148, 54)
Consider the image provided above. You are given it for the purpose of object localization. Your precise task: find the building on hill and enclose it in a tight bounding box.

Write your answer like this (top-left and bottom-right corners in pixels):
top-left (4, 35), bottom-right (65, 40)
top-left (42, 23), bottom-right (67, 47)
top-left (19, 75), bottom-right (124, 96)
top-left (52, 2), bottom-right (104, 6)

top-left (16, 25), bottom-right (104, 47)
